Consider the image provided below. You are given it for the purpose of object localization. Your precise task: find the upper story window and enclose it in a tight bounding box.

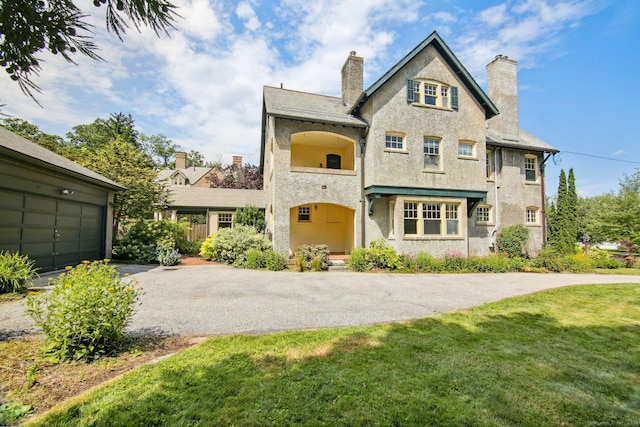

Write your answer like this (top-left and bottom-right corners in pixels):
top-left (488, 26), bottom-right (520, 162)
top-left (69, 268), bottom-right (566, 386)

top-left (403, 201), bottom-right (460, 237)
top-left (385, 132), bottom-right (405, 151)
top-left (525, 154), bottom-right (538, 182)
top-left (407, 79), bottom-right (458, 110)
top-left (458, 140), bottom-right (475, 158)
top-left (171, 174), bottom-right (185, 185)
top-left (423, 137), bottom-right (441, 170)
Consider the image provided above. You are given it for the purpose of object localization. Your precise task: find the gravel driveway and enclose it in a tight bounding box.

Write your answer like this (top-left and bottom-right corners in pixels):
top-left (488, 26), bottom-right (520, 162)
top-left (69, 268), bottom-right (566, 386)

top-left (3, 263), bottom-right (640, 339)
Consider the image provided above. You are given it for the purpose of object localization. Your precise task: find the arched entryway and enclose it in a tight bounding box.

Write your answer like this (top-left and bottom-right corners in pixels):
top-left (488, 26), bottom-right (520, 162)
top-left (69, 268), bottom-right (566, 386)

top-left (289, 203), bottom-right (355, 253)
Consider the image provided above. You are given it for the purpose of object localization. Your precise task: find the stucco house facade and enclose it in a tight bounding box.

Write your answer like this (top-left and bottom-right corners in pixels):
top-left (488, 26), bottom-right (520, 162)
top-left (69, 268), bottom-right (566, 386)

top-left (260, 31), bottom-right (558, 257)
top-left (0, 127), bottom-right (124, 272)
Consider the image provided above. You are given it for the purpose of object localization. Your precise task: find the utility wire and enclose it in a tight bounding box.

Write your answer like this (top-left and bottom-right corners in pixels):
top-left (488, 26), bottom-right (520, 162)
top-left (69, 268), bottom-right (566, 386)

top-left (558, 151), bottom-right (640, 165)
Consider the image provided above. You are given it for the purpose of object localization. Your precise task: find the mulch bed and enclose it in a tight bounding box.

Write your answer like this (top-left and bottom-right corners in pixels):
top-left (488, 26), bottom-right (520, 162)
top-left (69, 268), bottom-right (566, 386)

top-left (179, 257), bottom-right (216, 266)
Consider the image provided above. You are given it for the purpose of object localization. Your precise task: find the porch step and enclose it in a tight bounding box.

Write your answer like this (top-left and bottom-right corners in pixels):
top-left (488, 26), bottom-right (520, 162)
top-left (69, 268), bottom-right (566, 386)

top-left (328, 259), bottom-right (349, 271)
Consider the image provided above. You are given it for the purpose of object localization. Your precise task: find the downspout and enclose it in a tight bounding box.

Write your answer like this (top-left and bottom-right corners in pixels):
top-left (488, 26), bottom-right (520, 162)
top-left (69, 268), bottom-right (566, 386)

top-left (539, 152), bottom-right (553, 246)
top-left (490, 147), bottom-right (501, 250)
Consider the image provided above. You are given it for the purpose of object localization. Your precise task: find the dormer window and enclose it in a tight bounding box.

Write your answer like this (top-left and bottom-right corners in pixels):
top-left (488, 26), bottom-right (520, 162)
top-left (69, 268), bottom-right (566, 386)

top-left (407, 79), bottom-right (458, 110)
top-left (172, 174), bottom-right (185, 185)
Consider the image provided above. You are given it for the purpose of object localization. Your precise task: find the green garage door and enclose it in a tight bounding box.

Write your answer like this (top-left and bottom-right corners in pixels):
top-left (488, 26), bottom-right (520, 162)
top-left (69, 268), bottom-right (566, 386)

top-left (0, 189), bottom-right (105, 272)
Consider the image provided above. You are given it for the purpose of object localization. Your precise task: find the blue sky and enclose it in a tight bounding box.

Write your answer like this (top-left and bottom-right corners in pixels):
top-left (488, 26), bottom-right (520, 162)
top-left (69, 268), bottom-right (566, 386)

top-left (2, 0), bottom-right (639, 197)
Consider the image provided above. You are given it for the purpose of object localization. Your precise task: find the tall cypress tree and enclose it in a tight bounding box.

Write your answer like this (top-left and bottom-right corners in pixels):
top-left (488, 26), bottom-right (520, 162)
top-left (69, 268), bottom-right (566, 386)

top-left (567, 168), bottom-right (578, 245)
top-left (555, 169), bottom-right (572, 254)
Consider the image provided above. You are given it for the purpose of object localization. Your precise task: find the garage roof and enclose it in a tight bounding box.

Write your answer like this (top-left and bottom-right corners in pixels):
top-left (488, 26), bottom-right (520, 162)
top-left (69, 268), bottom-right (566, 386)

top-left (0, 127), bottom-right (125, 190)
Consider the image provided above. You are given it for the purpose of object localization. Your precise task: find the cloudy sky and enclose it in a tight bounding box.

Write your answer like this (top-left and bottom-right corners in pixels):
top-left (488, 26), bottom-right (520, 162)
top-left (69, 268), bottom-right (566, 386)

top-left (1, 0), bottom-right (639, 196)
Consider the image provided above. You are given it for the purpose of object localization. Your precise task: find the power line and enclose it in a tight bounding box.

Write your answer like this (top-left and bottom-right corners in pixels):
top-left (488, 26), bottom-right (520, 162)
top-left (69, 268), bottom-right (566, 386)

top-left (557, 151), bottom-right (640, 165)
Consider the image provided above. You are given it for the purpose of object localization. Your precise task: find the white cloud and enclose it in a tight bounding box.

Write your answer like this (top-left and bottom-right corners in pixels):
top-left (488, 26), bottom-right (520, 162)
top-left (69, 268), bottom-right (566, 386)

top-left (611, 149), bottom-right (625, 156)
top-left (236, 1), bottom-right (261, 31)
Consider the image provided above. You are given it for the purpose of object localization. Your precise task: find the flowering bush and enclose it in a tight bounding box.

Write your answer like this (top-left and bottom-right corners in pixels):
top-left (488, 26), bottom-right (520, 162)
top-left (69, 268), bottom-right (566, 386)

top-left (200, 225), bottom-right (272, 266)
top-left (113, 219), bottom-right (190, 262)
top-left (295, 244), bottom-right (330, 271)
top-left (25, 260), bottom-right (142, 362)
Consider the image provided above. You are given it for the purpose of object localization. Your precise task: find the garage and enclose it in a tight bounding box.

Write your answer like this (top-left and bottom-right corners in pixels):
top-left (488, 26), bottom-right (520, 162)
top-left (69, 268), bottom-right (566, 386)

top-left (0, 127), bottom-right (124, 272)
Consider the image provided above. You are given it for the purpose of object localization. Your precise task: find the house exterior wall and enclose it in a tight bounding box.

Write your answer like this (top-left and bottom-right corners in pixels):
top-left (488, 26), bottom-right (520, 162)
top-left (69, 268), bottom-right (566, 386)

top-left (359, 45), bottom-right (488, 256)
top-left (263, 117), bottom-right (363, 254)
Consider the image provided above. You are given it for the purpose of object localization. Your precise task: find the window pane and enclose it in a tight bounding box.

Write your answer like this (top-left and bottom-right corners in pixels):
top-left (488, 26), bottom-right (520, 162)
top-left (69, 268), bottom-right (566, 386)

top-left (404, 219), bottom-right (417, 234)
top-left (424, 220), bottom-right (440, 234)
top-left (446, 219), bottom-right (458, 235)
top-left (424, 139), bottom-right (440, 169)
top-left (459, 143), bottom-right (473, 156)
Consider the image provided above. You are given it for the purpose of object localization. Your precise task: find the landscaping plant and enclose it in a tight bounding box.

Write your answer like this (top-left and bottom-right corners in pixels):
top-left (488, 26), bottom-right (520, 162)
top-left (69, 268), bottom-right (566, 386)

top-left (294, 244), bottom-right (329, 271)
top-left (25, 260), bottom-right (142, 362)
top-left (496, 224), bottom-right (529, 257)
top-left (113, 219), bottom-right (190, 263)
top-left (232, 205), bottom-right (266, 233)
top-left (0, 251), bottom-right (38, 293)
top-left (199, 225), bottom-right (271, 267)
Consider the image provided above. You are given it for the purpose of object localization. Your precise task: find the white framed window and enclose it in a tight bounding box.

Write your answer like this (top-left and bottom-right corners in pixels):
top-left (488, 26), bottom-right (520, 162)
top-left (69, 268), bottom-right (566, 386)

top-left (526, 207), bottom-right (539, 224)
top-left (171, 174), bottom-right (184, 185)
top-left (525, 155), bottom-right (538, 182)
top-left (423, 137), bottom-right (441, 170)
top-left (298, 206), bottom-right (311, 222)
top-left (407, 79), bottom-right (458, 109)
top-left (476, 205), bottom-right (492, 224)
top-left (486, 149), bottom-right (495, 180)
top-left (385, 133), bottom-right (405, 151)
top-left (404, 201), bottom-right (460, 237)
top-left (458, 141), bottom-right (475, 158)
top-left (218, 213), bottom-right (233, 229)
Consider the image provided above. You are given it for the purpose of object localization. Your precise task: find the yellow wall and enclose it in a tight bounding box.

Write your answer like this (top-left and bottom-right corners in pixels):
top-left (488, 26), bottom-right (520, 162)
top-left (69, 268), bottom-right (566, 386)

top-left (289, 203), bottom-right (354, 253)
top-left (290, 132), bottom-right (355, 170)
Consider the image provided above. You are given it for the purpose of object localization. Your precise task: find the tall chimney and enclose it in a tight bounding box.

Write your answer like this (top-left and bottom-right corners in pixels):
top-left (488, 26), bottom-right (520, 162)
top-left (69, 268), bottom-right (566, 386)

top-left (232, 155), bottom-right (242, 168)
top-left (341, 51), bottom-right (363, 108)
top-left (486, 55), bottom-right (519, 141)
top-left (175, 151), bottom-right (187, 169)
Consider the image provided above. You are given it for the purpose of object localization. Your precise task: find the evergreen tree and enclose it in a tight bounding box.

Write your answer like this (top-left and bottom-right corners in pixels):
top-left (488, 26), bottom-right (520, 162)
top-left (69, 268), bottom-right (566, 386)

top-left (567, 168), bottom-right (579, 243)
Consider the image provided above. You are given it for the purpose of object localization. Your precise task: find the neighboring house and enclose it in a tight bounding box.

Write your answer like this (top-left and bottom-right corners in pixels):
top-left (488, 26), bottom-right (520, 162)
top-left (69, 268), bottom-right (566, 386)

top-left (0, 127), bottom-right (125, 272)
top-left (156, 153), bottom-right (263, 237)
top-left (260, 31), bottom-right (558, 257)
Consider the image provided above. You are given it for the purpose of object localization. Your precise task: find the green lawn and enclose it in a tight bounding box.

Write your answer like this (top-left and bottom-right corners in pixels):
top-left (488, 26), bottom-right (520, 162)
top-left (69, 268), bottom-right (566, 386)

top-left (29, 284), bottom-right (640, 426)
top-left (596, 267), bottom-right (640, 275)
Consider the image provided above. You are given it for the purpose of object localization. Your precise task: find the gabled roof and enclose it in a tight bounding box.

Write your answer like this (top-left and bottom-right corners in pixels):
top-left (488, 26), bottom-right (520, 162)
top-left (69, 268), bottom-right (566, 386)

top-left (263, 86), bottom-right (367, 128)
top-left (352, 30), bottom-right (499, 120)
top-left (167, 186), bottom-right (264, 209)
top-left (0, 126), bottom-right (125, 190)
top-left (156, 166), bottom-right (216, 185)
top-left (487, 128), bottom-right (559, 153)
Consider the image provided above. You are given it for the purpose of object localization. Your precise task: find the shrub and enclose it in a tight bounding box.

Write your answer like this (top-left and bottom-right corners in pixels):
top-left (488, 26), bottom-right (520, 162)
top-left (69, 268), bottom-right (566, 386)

top-left (588, 247), bottom-right (620, 269)
top-left (496, 224), bottom-right (529, 257)
top-left (265, 250), bottom-right (288, 271)
top-left (0, 251), bottom-right (38, 293)
top-left (349, 248), bottom-right (370, 272)
top-left (442, 250), bottom-right (466, 272)
top-left (564, 254), bottom-right (595, 273)
top-left (113, 219), bottom-right (189, 263)
top-left (294, 245), bottom-right (329, 271)
top-left (25, 261), bottom-right (142, 362)
top-left (201, 225), bottom-right (271, 266)
top-left (199, 234), bottom-right (216, 259)
top-left (531, 247), bottom-right (564, 272)
top-left (244, 248), bottom-right (266, 269)
top-left (233, 205), bottom-right (266, 233)
top-left (156, 238), bottom-right (181, 266)
top-left (415, 251), bottom-right (442, 273)
top-left (398, 253), bottom-right (417, 272)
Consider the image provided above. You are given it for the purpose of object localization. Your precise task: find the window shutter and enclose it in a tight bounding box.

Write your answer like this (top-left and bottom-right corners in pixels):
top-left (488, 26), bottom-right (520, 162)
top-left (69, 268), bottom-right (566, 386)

top-left (451, 86), bottom-right (459, 110)
top-left (406, 79), bottom-right (415, 102)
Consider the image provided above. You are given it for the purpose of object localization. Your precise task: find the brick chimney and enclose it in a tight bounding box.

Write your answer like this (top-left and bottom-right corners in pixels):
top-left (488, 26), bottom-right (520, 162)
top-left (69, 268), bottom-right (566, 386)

top-left (486, 55), bottom-right (519, 141)
top-left (341, 51), bottom-right (363, 108)
top-left (232, 155), bottom-right (242, 168)
top-left (175, 151), bottom-right (187, 169)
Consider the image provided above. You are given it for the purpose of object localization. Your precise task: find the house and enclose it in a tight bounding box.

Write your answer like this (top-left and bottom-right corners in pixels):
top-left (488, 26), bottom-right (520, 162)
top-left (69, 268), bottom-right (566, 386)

top-left (0, 127), bottom-right (125, 272)
top-left (260, 31), bottom-right (558, 257)
top-left (156, 153), bottom-right (263, 238)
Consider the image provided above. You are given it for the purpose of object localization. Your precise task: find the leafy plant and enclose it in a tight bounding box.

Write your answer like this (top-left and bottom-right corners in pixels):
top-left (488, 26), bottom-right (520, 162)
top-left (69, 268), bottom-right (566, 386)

top-left (200, 225), bottom-right (271, 267)
top-left (25, 260), bottom-right (142, 362)
top-left (415, 251), bottom-right (442, 272)
top-left (496, 224), bottom-right (529, 257)
top-left (294, 245), bottom-right (329, 271)
top-left (442, 250), bottom-right (466, 272)
top-left (233, 205), bottom-right (266, 233)
top-left (113, 219), bottom-right (188, 263)
top-left (244, 248), bottom-right (266, 269)
top-left (0, 251), bottom-right (38, 293)
top-left (0, 402), bottom-right (33, 425)
top-left (265, 249), bottom-right (288, 271)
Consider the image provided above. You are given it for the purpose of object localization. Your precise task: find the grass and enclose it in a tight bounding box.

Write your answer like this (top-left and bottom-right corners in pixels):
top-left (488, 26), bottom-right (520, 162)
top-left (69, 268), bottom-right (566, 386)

top-left (596, 267), bottom-right (640, 275)
top-left (18, 283), bottom-right (640, 426)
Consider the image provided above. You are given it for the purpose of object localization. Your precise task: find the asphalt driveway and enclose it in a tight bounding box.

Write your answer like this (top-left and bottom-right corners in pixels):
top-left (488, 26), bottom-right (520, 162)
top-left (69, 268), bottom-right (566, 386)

top-left (3, 263), bottom-right (640, 339)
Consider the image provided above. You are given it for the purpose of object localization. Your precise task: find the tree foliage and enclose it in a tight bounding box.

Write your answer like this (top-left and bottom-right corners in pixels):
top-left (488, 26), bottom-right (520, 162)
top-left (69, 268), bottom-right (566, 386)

top-left (1, 118), bottom-right (65, 153)
top-left (208, 163), bottom-right (263, 190)
top-left (233, 205), bottom-right (266, 233)
top-left (67, 113), bottom-right (139, 149)
top-left (0, 0), bottom-right (179, 100)
top-left (547, 168), bottom-right (578, 254)
top-left (140, 133), bottom-right (178, 167)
